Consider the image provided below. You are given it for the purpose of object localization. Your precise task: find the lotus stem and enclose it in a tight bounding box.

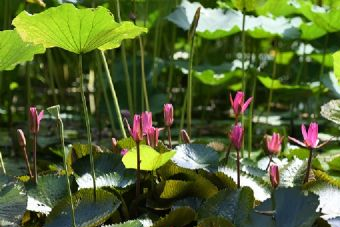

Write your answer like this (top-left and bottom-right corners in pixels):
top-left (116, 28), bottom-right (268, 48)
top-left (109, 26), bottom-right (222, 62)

top-left (33, 133), bottom-right (38, 184)
top-left (167, 126), bottom-right (172, 149)
top-left (304, 148), bottom-right (313, 184)
top-left (99, 51), bottom-right (127, 138)
top-left (58, 118), bottom-right (77, 227)
top-left (248, 73), bottom-right (256, 158)
top-left (236, 148), bottom-right (241, 188)
top-left (136, 141), bottom-right (141, 198)
top-left (266, 155), bottom-right (273, 171)
top-left (138, 36), bottom-right (150, 111)
top-left (79, 54), bottom-right (97, 200)
top-left (20, 145), bottom-right (33, 178)
top-left (241, 10), bottom-right (246, 158)
top-left (225, 143), bottom-right (232, 164)
top-left (0, 152), bottom-right (5, 174)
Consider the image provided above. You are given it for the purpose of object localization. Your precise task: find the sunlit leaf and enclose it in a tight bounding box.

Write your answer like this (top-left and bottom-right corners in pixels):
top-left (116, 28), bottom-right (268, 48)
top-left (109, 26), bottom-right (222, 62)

top-left (300, 22), bottom-right (327, 40)
top-left (333, 51), bottom-right (340, 78)
top-left (0, 175), bottom-right (27, 227)
top-left (26, 174), bottom-right (71, 214)
top-left (73, 153), bottom-right (135, 189)
top-left (0, 30), bottom-right (45, 71)
top-left (151, 207), bottom-right (196, 227)
top-left (44, 189), bottom-right (120, 227)
top-left (102, 220), bottom-right (143, 227)
top-left (321, 99), bottom-right (340, 125)
top-left (13, 4), bottom-right (147, 54)
top-left (172, 144), bottom-right (219, 172)
top-left (275, 51), bottom-right (295, 65)
top-left (256, 0), bottom-right (300, 17)
top-left (122, 145), bottom-right (175, 171)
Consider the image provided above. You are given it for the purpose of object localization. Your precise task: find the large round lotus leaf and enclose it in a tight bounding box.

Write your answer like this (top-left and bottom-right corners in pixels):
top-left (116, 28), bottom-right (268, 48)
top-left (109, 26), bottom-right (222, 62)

top-left (197, 217), bottom-right (235, 227)
top-left (0, 174), bottom-right (27, 227)
top-left (256, 0), bottom-right (300, 17)
top-left (0, 30), bottom-right (45, 71)
top-left (122, 145), bottom-right (175, 171)
top-left (321, 99), bottom-right (340, 125)
top-left (73, 153), bottom-right (135, 189)
top-left (44, 189), bottom-right (121, 227)
top-left (172, 144), bottom-right (219, 172)
top-left (306, 182), bottom-right (340, 219)
top-left (102, 220), bottom-right (143, 227)
top-left (197, 187), bottom-right (254, 227)
top-left (151, 207), bottom-right (196, 227)
top-left (247, 187), bottom-right (319, 227)
top-left (26, 174), bottom-right (72, 214)
top-left (13, 4), bottom-right (147, 54)
top-left (167, 0), bottom-right (300, 40)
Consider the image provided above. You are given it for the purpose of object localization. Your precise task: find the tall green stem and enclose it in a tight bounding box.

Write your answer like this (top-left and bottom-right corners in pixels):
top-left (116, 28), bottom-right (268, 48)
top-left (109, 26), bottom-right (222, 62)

top-left (266, 45), bottom-right (277, 123)
top-left (100, 51), bottom-right (127, 138)
top-left (96, 53), bottom-right (117, 136)
top-left (187, 8), bottom-right (200, 137)
top-left (236, 148), bottom-right (240, 188)
top-left (79, 54), bottom-right (97, 200)
top-left (0, 152), bottom-right (5, 174)
top-left (240, 10), bottom-right (247, 158)
top-left (139, 36), bottom-right (150, 111)
top-left (114, 0), bottom-right (134, 114)
top-left (248, 73), bottom-right (256, 158)
top-left (58, 118), bottom-right (77, 227)
top-left (136, 142), bottom-right (141, 198)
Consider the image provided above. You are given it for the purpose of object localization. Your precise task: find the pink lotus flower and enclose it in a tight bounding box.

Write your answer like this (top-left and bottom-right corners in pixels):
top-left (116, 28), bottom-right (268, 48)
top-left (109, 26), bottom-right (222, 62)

top-left (288, 122), bottom-right (321, 149)
top-left (269, 164), bottom-right (280, 188)
top-left (229, 91), bottom-right (253, 117)
top-left (29, 107), bottom-right (44, 134)
top-left (229, 124), bottom-right (244, 150)
top-left (163, 104), bottom-right (174, 127)
top-left (146, 127), bottom-right (160, 148)
top-left (142, 111), bottom-right (152, 134)
top-left (266, 133), bottom-right (283, 155)
top-left (127, 115), bottom-right (143, 142)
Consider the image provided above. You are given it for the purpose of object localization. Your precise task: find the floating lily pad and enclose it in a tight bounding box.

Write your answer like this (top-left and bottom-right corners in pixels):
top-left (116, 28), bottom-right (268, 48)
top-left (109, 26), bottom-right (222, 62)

top-left (172, 144), bottom-right (219, 172)
top-left (0, 175), bottom-right (27, 227)
top-left (44, 189), bottom-right (120, 227)
top-left (102, 220), bottom-right (143, 227)
top-left (0, 30), bottom-right (45, 71)
top-left (73, 153), bottom-right (135, 189)
top-left (321, 99), bottom-right (340, 125)
top-left (151, 207), bottom-right (196, 227)
top-left (13, 4), bottom-right (147, 54)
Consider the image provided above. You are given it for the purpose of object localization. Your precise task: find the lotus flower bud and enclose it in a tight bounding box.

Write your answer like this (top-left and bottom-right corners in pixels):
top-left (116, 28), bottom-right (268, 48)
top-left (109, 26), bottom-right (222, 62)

top-left (142, 111), bottom-right (153, 134)
top-left (266, 133), bottom-right (283, 155)
top-left (181, 129), bottom-right (191, 144)
top-left (17, 129), bottom-right (26, 147)
top-left (147, 127), bottom-right (160, 148)
top-left (269, 164), bottom-right (280, 188)
top-left (29, 107), bottom-right (44, 134)
top-left (163, 104), bottom-right (174, 127)
top-left (127, 115), bottom-right (143, 142)
top-left (229, 124), bottom-right (244, 150)
top-left (229, 91), bottom-right (253, 118)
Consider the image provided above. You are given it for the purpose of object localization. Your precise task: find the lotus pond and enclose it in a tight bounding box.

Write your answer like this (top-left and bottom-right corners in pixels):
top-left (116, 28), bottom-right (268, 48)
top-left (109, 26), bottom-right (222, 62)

top-left (1, 0), bottom-right (340, 227)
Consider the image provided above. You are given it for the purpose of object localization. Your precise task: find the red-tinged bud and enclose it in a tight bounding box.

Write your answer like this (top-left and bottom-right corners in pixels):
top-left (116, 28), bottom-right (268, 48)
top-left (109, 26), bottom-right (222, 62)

top-left (229, 91), bottom-right (253, 118)
top-left (181, 129), bottom-right (191, 144)
top-left (120, 149), bottom-right (128, 156)
top-left (142, 111), bottom-right (153, 135)
top-left (127, 115), bottom-right (143, 142)
top-left (163, 103), bottom-right (174, 127)
top-left (147, 127), bottom-right (160, 148)
top-left (269, 164), bottom-right (280, 188)
top-left (112, 138), bottom-right (117, 149)
top-left (29, 107), bottom-right (44, 134)
top-left (229, 124), bottom-right (244, 150)
top-left (17, 129), bottom-right (26, 147)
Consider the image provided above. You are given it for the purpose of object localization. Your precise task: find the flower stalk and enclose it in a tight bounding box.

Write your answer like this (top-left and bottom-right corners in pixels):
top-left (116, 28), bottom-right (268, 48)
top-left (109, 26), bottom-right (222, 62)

top-left (17, 129), bottom-right (32, 178)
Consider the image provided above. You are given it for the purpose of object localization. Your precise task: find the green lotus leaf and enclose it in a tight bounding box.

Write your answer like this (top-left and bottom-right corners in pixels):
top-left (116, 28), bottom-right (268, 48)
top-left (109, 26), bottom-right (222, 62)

top-left (102, 220), bottom-right (143, 227)
top-left (197, 187), bottom-right (254, 227)
top-left (0, 30), bottom-right (45, 71)
top-left (328, 156), bottom-right (340, 171)
top-left (13, 4), bottom-right (147, 54)
top-left (26, 174), bottom-right (72, 214)
top-left (167, 0), bottom-right (300, 40)
top-left (275, 51), bottom-right (295, 65)
top-left (172, 144), bottom-right (219, 172)
top-left (321, 99), bottom-right (340, 125)
top-left (310, 53), bottom-right (333, 68)
top-left (306, 182), bottom-right (340, 219)
top-left (122, 145), bottom-right (175, 171)
top-left (333, 51), bottom-right (340, 78)
top-left (0, 175), bottom-right (27, 227)
top-left (73, 153), bottom-right (135, 189)
top-left (197, 217), bottom-right (235, 227)
top-left (247, 187), bottom-right (320, 227)
top-left (299, 1), bottom-right (340, 32)
top-left (280, 158), bottom-right (307, 187)
top-left (256, 0), bottom-right (300, 17)
top-left (44, 189), bottom-right (120, 227)
top-left (300, 22), bottom-right (327, 40)
top-left (151, 207), bottom-right (196, 227)
top-left (231, 0), bottom-right (263, 12)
